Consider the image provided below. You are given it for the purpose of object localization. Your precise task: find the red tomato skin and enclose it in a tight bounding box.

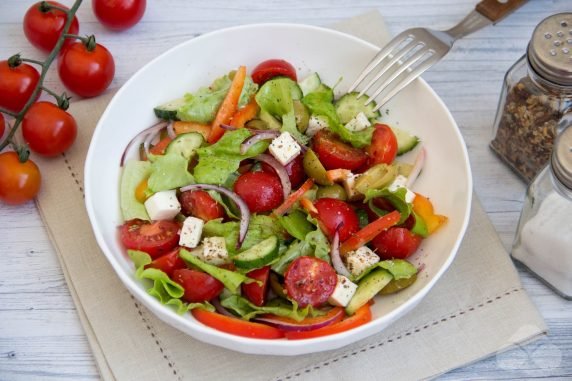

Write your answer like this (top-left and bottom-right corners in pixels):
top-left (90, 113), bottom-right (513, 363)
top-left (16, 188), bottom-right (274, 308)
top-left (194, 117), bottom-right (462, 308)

top-left (233, 171), bottom-right (284, 213)
top-left (173, 269), bottom-right (224, 303)
top-left (314, 198), bottom-right (360, 242)
top-left (371, 227), bottom-right (422, 259)
top-left (92, 0), bottom-right (146, 31)
top-left (22, 101), bottom-right (77, 157)
top-left (144, 247), bottom-right (186, 277)
top-left (284, 256), bottom-right (337, 307)
top-left (312, 130), bottom-right (368, 171)
top-left (367, 124), bottom-right (398, 166)
top-left (0, 61), bottom-right (40, 114)
top-left (241, 266), bottom-right (271, 306)
top-left (251, 59), bottom-right (297, 86)
top-left (261, 154), bottom-right (306, 188)
top-left (179, 190), bottom-right (225, 221)
top-left (58, 41), bottom-right (115, 98)
top-left (23, 1), bottom-right (79, 52)
top-left (119, 219), bottom-right (180, 259)
top-left (0, 152), bottom-right (41, 205)
top-left (0, 113), bottom-right (5, 138)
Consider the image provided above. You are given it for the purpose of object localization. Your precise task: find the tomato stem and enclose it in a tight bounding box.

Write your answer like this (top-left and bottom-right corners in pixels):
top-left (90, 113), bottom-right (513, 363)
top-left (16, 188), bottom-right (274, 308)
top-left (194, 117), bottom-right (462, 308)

top-left (20, 57), bottom-right (46, 67)
top-left (40, 1), bottom-right (69, 14)
top-left (0, 107), bottom-right (18, 118)
top-left (41, 86), bottom-right (71, 110)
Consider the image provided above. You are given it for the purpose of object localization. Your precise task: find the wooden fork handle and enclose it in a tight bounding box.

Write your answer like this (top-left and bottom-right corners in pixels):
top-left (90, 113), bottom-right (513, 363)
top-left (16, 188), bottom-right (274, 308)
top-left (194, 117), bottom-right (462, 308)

top-left (476, 0), bottom-right (528, 23)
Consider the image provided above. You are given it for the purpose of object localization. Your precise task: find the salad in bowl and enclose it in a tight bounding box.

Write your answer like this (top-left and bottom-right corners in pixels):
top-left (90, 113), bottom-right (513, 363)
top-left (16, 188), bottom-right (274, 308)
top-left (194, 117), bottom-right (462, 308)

top-left (117, 58), bottom-right (448, 340)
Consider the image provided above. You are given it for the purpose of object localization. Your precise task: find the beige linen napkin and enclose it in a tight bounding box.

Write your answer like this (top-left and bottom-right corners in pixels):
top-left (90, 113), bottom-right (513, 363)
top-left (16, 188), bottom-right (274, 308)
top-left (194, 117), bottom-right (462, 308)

top-left (34, 11), bottom-right (546, 381)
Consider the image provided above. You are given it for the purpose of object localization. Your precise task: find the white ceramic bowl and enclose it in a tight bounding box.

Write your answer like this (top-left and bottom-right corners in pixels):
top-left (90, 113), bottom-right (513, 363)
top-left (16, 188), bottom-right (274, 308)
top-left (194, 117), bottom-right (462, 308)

top-left (85, 24), bottom-right (472, 356)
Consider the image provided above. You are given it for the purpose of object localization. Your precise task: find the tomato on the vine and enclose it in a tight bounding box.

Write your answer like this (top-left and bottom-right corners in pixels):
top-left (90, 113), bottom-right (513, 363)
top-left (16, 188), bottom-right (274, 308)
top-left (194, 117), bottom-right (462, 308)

top-left (22, 101), bottom-right (77, 157)
top-left (58, 37), bottom-right (115, 98)
top-left (0, 113), bottom-right (5, 138)
top-left (23, 1), bottom-right (80, 52)
top-left (0, 152), bottom-right (41, 205)
top-left (0, 59), bottom-right (40, 114)
top-left (92, 0), bottom-right (146, 31)
top-left (251, 59), bottom-right (297, 86)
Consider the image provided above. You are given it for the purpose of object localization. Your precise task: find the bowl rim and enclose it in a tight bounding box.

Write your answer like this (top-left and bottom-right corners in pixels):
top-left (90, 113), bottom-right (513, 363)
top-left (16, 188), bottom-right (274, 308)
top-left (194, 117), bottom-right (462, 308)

top-left (84, 22), bottom-right (473, 354)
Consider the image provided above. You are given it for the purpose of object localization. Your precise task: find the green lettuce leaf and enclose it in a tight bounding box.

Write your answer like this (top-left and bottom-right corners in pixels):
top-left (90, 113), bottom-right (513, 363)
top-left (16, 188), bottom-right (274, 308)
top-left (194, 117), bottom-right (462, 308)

top-left (277, 209), bottom-right (314, 241)
top-left (271, 239), bottom-right (313, 275)
top-left (364, 187), bottom-right (412, 224)
top-left (306, 226), bottom-right (331, 264)
top-left (120, 160), bottom-right (151, 221)
top-left (220, 295), bottom-right (314, 321)
top-left (147, 152), bottom-right (194, 192)
top-left (355, 259), bottom-right (418, 282)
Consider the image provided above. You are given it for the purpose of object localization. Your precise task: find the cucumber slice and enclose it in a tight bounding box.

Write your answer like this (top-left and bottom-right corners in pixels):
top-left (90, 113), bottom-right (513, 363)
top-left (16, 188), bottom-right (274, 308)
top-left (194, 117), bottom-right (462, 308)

top-left (165, 132), bottom-right (204, 160)
top-left (154, 97), bottom-right (186, 120)
top-left (335, 92), bottom-right (381, 124)
top-left (298, 72), bottom-right (321, 96)
top-left (233, 236), bottom-right (279, 270)
top-left (391, 127), bottom-right (420, 155)
top-left (345, 269), bottom-right (392, 315)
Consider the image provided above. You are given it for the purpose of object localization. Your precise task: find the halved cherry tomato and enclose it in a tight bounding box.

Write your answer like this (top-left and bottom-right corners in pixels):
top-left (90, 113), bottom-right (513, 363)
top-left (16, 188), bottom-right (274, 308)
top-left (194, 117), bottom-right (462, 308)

top-left (23, 1), bottom-right (79, 52)
top-left (144, 247), bottom-right (186, 277)
top-left (312, 130), bottom-right (367, 171)
top-left (173, 269), bottom-right (224, 303)
top-left (119, 219), bottom-right (179, 258)
top-left (314, 198), bottom-right (359, 242)
top-left (241, 266), bottom-right (270, 307)
top-left (340, 210), bottom-right (401, 255)
top-left (234, 171), bottom-right (283, 213)
top-left (0, 152), bottom-right (41, 205)
top-left (192, 308), bottom-right (284, 339)
top-left (284, 256), bottom-right (337, 307)
top-left (371, 227), bottom-right (423, 260)
top-left (367, 124), bottom-right (398, 166)
top-left (284, 304), bottom-right (372, 340)
top-left (0, 59), bottom-right (40, 114)
top-left (251, 59), bottom-right (297, 86)
top-left (262, 153), bottom-right (306, 188)
top-left (179, 190), bottom-right (225, 221)
top-left (272, 178), bottom-right (314, 217)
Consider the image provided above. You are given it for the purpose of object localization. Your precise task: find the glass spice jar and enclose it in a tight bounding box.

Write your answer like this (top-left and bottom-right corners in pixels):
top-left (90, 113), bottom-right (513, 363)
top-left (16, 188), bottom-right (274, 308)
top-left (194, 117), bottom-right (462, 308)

top-left (490, 13), bottom-right (572, 182)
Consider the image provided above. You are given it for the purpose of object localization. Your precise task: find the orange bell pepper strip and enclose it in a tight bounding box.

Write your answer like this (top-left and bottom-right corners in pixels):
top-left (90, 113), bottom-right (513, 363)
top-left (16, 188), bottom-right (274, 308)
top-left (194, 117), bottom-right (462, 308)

top-left (172, 121), bottom-right (211, 140)
top-left (191, 308), bottom-right (284, 339)
top-left (340, 210), bottom-right (401, 255)
top-left (149, 136), bottom-right (172, 155)
top-left (299, 197), bottom-right (318, 215)
top-left (230, 97), bottom-right (259, 128)
top-left (412, 193), bottom-right (448, 235)
top-left (284, 304), bottom-right (372, 340)
top-left (272, 178), bottom-right (314, 217)
top-left (208, 66), bottom-right (247, 143)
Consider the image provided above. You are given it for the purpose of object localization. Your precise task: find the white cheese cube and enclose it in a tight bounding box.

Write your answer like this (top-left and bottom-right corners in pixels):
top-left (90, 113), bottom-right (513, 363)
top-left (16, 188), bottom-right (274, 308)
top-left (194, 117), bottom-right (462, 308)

top-left (269, 132), bottom-right (302, 166)
top-left (306, 115), bottom-right (329, 137)
top-left (344, 246), bottom-right (380, 277)
top-left (342, 172), bottom-right (362, 201)
top-left (328, 275), bottom-right (358, 307)
top-left (202, 237), bottom-right (229, 265)
top-left (144, 190), bottom-right (181, 221)
top-left (344, 112), bottom-right (371, 132)
top-left (387, 175), bottom-right (416, 203)
top-left (179, 217), bottom-right (204, 249)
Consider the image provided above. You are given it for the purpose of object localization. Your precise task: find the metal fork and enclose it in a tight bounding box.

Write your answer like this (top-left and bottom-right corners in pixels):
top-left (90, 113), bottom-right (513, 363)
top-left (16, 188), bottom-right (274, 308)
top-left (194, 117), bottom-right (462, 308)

top-left (349, 0), bottom-right (528, 111)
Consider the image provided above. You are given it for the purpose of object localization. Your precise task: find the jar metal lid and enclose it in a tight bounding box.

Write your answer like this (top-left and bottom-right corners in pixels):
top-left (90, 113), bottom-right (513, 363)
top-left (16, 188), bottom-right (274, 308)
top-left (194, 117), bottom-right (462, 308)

top-left (552, 125), bottom-right (572, 189)
top-left (528, 13), bottom-right (572, 86)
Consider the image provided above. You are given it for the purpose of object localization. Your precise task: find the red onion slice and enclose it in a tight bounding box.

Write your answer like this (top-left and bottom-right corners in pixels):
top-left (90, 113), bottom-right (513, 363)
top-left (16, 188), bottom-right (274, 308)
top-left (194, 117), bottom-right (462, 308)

top-left (211, 298), bottom-right (235, 317)
top-left (120, 121), bottom-right (167, 166)
top-left (406, 146), bottom-right (426, 188)
top-left (330, 225), bottom-right (352, 278)
top-left (254, 154), bottom-right (291, 198)
top-left (254, 308), bottom-right (344, 332)
top-left (179, 183), bottom-right (250, 249)
top-left (240, 131), bottom-right (280, 155)
top-left (166, 121), bottom-right (176, 139)
top-left (220, 124), bottom-right (238, 131)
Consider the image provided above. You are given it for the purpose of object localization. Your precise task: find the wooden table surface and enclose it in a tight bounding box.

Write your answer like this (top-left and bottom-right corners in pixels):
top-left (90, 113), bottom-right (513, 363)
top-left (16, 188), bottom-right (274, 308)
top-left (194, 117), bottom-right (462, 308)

top-left (1, 0), bottom-right (571, 379)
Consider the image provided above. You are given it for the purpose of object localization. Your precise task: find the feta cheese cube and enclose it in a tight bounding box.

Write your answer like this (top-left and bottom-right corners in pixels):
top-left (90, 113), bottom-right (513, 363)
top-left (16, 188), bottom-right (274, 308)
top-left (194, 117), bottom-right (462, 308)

top-left (342, 172), bottom-right (362, 201)
top-left (306, 115), bottom-right (329, 137)
top-left (144, 190), bottom-right (181, 220)
top-left (344, 246), bottom-right (380, 277)
top-left (269, 132), bottom-right (302, 166)
top-left (328, 275), bottom-right (358, 307)
top-left (387, 175), bottom-right (416, 203)
top-left (344, 112), bottom-right (371, 132)
top-left (179, 216), bottom-right (204, 248)
top-left (202, 237), bottom-right (229, 265)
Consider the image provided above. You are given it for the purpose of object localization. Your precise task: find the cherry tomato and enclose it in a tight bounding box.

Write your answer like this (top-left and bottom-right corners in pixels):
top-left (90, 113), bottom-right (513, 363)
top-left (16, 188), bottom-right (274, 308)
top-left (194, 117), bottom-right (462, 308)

top-left (284, 256), bottom-right (337, 307)
top-left (192, 308), bottom-right (284, 339)
top-left (144, 247), bottom-right (186, 277)
top-left (0, 60), bottom-right (40, 114)
top-left (312, 130), bottom-right (368, 171)
top-left (58, 38), bottom-right (115, 98)
top-left (119, 219), bottom-right (179, 258)
top-left (23, 1), bottom-right (79, 52)
top-left (92, 0), bottom-right (146, 31)
top-left (251, 59), bottom-right (297, 86)
top-left (179, 190), bottom-right (225, 221)
top-left (371, 227), bottom-right (422, 259)
top-left (261, 154), bottom-right (306, 188)
top-left (22, 101), bottom-right (77, 157)
top-left (314, 198), bottom-right (359, 242)
top-left (173, 269), bottom-right (224, 303)
top-left (233, 171), bottom-right (283, 213)
top-left (0, 152), bottom-right (41, 205)
top-left (241, 266), bottom-right (270, 307)
top-left (0, 113), bottom-right (5, 138)
top-left (367, 124), bottom-right (398, 166)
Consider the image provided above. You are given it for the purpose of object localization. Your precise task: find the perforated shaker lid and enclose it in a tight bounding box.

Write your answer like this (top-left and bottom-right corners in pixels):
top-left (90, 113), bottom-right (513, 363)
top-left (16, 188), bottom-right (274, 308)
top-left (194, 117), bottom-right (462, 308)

top-left (552, 126), bottom-right (572, 189)
top-left (528, 13), bottom-right (572, 86)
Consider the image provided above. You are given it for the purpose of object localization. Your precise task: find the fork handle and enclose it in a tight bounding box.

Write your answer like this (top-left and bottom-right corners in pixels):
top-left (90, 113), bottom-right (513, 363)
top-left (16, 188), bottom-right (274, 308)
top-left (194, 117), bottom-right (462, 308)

top-left (476, 0), bottom-right (528, 23)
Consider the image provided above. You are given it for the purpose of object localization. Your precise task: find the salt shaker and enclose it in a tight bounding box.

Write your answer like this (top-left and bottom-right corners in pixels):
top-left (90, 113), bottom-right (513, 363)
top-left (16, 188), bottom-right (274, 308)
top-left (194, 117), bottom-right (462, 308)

top-left (511, 125), bottom-right (572, 299)
top-left (490, 13), bottom-right (572, 182)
